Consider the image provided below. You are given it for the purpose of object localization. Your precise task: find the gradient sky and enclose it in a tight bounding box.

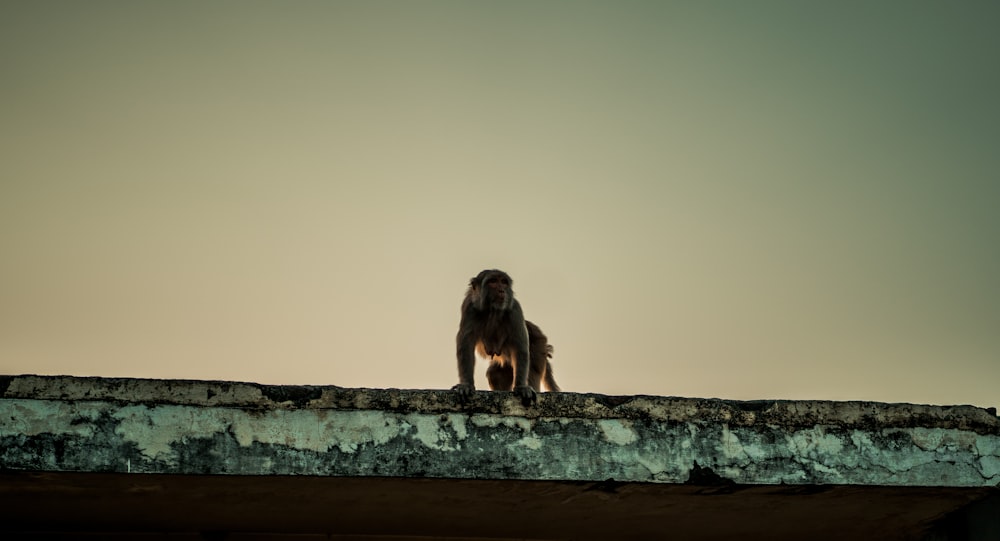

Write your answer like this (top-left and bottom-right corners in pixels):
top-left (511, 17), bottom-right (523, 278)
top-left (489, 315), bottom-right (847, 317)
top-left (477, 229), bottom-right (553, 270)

top-left (2, 1), bottom-right (998, 408)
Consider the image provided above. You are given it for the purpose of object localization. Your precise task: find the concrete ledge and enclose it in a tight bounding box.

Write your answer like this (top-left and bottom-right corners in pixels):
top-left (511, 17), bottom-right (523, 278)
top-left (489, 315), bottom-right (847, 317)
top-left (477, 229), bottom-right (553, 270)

top-left (2, 375), bottom-right (1000, 539)
top-left (2, 375), bottom-right (998, 487)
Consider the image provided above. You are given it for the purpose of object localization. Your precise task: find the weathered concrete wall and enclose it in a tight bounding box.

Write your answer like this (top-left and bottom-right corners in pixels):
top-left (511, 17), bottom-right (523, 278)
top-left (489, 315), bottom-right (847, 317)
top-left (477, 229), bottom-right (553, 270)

top-left (2, 375), bottom-right (998, 487)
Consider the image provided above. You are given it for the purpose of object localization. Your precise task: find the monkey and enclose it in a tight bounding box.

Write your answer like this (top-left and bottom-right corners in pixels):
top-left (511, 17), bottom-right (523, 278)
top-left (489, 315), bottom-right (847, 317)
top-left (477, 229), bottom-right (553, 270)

top-left (453, 269), bottom-right (560, 406)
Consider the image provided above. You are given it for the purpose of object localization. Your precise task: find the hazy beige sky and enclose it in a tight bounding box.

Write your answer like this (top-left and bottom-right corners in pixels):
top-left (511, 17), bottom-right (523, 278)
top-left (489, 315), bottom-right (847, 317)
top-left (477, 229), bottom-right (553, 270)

top-left (2, 1), bottom-right (998, 408)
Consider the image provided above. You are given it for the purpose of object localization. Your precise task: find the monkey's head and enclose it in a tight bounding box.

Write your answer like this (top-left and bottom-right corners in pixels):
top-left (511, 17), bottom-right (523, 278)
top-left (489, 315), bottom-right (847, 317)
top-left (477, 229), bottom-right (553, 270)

top-left (469, 269), bottom-right (515, 311)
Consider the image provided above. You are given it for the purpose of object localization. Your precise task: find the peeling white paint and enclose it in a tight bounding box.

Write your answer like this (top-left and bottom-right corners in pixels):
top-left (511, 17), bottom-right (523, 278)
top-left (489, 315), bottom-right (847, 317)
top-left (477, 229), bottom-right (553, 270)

top-left (470, 413), bottom-right (533, 433)
top-left (911, 428), bottom-right (944, 451)
top-left (979, 456), bottom-right (1000, 479)
top-left (975, 433), bottom-right (998, 457)
top-left (598, 419), bottom-right (637, 446)
top-left (0, 400), bottom-right (97, 438)
top-left (515, 434), bottom-right (543, 450)
top-left (741, 440), bottom-right (770, 461)
top-left (636, 455), bottom-right (669, 478)
top-left (911, 427), bottom-right (977, 454)
top-left (409, 414), bottom-right (468, 451)
top-left (450, 414), bottom-right (468, 440)
top-left (788, 427), bottom-right (845, 459)
top-left (810, 462), bottom-right (844, 478)
top-left (719, 425), bottom-right (747, 462)
top-left (112, 404), bottom-right (408, 463)
top-left (114, 406), bottom-right (194, 463)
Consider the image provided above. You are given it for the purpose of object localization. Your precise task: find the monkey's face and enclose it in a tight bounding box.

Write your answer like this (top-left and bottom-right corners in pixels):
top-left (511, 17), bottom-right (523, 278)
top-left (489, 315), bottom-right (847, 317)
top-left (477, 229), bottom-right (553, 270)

top-left (471, 269), bottom-right (514, 311)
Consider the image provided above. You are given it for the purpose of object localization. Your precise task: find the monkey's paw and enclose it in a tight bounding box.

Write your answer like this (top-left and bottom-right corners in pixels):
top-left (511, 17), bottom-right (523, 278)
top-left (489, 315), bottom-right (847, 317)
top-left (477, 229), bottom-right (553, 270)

top-left (452, 382), bottom-right (475, 401)
top-left (513, 385), bottom-right (537, 407)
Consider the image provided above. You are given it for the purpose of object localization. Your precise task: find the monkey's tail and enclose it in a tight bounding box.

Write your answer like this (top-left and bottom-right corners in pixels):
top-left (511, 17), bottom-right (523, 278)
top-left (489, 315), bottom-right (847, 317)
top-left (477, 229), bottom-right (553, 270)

top-left (526, 320), bottom-right (560, 392)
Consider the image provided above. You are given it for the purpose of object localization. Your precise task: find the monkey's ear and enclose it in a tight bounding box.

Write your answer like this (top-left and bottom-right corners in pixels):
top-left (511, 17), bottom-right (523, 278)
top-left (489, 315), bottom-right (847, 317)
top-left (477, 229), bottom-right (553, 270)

top-left (469, 276), bottom-right (481, 288)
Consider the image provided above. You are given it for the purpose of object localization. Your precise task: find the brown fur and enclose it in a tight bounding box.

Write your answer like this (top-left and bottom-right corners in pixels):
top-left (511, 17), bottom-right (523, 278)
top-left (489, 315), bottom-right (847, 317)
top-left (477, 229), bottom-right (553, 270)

top-left (453, 269), bottom-right (560, 405)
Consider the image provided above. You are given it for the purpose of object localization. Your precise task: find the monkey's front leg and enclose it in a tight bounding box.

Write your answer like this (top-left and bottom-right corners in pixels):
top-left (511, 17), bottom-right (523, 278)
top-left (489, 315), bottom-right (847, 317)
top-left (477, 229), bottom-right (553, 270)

top-left (453, 337), bottom-right (478, 401)
top-left (512, 346), bottom-right (537, 406)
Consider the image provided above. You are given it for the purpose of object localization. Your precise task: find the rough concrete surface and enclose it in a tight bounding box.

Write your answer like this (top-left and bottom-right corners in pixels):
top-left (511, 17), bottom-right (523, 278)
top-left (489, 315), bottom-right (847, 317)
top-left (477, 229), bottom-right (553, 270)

top-left (1, 375), bottom-right (998, 540)
top-left (2, 375), bottom-right (998, 486)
